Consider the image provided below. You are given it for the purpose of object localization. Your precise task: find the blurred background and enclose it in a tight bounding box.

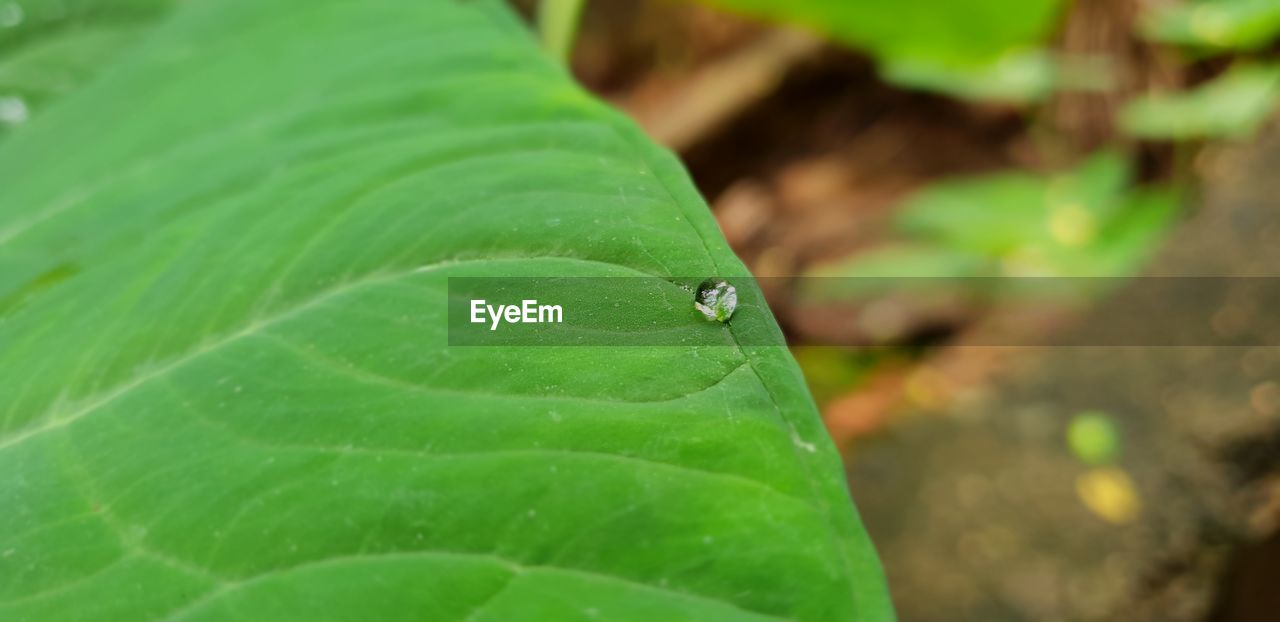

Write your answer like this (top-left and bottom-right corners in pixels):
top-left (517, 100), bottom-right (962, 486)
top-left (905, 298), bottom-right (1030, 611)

top-left (512, 0), bottom-right (1280, 620)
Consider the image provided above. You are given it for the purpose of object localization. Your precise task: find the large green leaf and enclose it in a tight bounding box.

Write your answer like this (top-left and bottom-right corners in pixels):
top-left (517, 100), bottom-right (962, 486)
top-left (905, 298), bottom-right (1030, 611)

top-left (0, 0), bottom-right (892, 620)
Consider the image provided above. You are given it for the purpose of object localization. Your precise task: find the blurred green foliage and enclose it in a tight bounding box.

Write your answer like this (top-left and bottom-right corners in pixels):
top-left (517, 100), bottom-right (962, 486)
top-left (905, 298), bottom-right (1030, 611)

top-left (880, 51), bottom-right (1059, 103)
top-left (692, 0), bottom-right (1280, 116)
top-left (808, 245), bottom-right (991, 281)
top-left (697, 0), bottom-right (1066, 101)
top-left (1121, 63), bottom-right (1280, 140)
top-left (700, 0), bottom-right (1064, 66)
top-left (1067, 411), bottom-right (1122, 466)
top-left (797, 155), bottom-right (1177, 342)
top-left (1121, 0), bottom-right (1280, 142)
top-left (809, 152), bottom-right (1179, 281)
top-left (1142, 0), bottom-right (1280, 53)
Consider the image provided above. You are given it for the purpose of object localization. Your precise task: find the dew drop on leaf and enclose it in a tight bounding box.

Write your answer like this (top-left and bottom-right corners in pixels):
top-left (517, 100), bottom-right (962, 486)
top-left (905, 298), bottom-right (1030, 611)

top-left (694, 279), bottom-right (737, 323)
top-left (0, 96), bottom-right (30, 125)
top-left (0, 2), bottom-right (22, 28)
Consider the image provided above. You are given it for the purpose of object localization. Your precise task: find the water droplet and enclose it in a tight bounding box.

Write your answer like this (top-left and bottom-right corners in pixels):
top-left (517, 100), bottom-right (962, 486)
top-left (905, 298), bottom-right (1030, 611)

top-left (0, 96), bottom-right (29, 125)
top-left (0, 3), bottom-right (23, 28)
top-left (791, 432), bottom-right (817, 453)
top-left (694, 279), bottom-right (737, 323)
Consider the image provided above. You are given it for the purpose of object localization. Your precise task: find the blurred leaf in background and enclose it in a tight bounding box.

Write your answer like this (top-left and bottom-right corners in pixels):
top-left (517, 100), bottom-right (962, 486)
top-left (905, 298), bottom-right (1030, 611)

top-left (1142, 0), bottom-right (1280, 53)
top-left (893, 151), bottom-right (1178, 278)
top-left (808, 245), bottom-right (993, 282)
top-left (880, 51), bottom-right (1058, 103)
top-left (808, 151), bottom-right (1179, 288)
top-left (1120, 63), bottom-right (1280, 140)
top-left (694, 0), bottom-right (1069, 101)
top-left (800, 245), bottom-right (992, 318)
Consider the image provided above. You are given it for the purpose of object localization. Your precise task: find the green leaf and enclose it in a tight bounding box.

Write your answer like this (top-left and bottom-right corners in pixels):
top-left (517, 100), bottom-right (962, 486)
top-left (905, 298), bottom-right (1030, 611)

top-left (695, 0), bottom-right (1065, 100)
top-left (797, 154), bottom-right (1178, 312)
top-left (894, 151), bottom-right (1177, 277)
top-left (1142, 0), bottom-right (1280, 52)
top-left (883, 51), bottom-right (1115, 104)
top-left (1119, 63), bottom-right (1280, 140)
top-left (0, 0), bottom-right (177, 135)
top-left (880, 51), bottom-right (1057, 103)
top-left (0, 0), bottom-right (893, 620)
top-left (0, 0), bottom-right (173, 49)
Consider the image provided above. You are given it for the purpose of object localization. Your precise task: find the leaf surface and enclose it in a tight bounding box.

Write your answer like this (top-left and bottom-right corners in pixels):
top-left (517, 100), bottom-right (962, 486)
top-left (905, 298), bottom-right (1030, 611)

top-left (0, 0), bottom-right (176, 135)
top-left (0, 1), bottom-right (892, 620)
